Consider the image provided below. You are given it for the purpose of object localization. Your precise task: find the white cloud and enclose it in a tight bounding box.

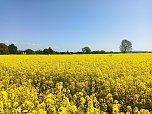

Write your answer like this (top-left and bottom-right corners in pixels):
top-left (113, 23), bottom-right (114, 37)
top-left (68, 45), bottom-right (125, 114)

top-left (4, 40), bottom-right (9, 43)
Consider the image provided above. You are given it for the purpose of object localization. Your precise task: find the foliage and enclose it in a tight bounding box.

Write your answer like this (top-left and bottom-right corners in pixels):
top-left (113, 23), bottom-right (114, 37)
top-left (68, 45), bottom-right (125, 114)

top-left (0, 54), bottom-right (152, 113)
top-left (0, 43), bottom-right (9, 54)
top-left (8, 44), bottom-right (18, 54)
top-left (82, 47), bottom-right (91, 54)
top-left (35, 50), bottom-right (43, 54)
top-left (25, 49), bottom-right (35, 54)
top-left (91, 50), bottom-right (106, 54)
top-left (43, 47), bottom-right (55, 54)
top-left (120, 39), bottom-right (132, 53)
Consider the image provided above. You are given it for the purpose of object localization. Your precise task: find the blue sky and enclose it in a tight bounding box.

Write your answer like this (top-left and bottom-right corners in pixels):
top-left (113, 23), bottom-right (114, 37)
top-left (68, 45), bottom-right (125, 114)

top-left (0, 0), bottom-right (152, 51)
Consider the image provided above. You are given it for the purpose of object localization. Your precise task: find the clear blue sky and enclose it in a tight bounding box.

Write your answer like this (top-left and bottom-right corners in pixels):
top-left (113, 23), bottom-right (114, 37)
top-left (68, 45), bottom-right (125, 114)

top-left (0, 0), bottom-right (152, 52)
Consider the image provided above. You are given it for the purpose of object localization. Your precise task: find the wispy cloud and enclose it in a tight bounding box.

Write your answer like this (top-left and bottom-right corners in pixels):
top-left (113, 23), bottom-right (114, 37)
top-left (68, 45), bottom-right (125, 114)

top-left (31, 43), bottom-right (40, 46)
top-left (18, 42), bottom-right (40, 46)
top-left (4, 40), bottom-right (9, 43)
top-left (2, 40), bottom-right (40, 46)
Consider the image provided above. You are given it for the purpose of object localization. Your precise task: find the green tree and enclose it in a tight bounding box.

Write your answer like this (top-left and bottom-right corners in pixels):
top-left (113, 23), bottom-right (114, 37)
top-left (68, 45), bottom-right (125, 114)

top-left (43, 48), bottom-right (50, 54)
top-left (8, 44), bottom-right (18, 54)
top-left (25, 49), bottom-right (35, 54)
top-left (43, 47), bottom-right (55, 54)
top-left (0, 43), bottom-right (9, 54)
top-left (48, 47), bottom-right (54, 54)
top-left (82, 47), bottom-right (91, 54)
top-left (120, 39), bottom-right (132, 53)
top-left (35, 50), bottom-right (43, 54)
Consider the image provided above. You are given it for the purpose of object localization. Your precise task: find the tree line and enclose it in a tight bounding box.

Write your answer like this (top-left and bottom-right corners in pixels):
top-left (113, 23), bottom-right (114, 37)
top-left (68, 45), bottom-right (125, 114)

top-left (0, 43), bottom-right (58, 54)
top-left (0, 39), bottom-right (150, 55)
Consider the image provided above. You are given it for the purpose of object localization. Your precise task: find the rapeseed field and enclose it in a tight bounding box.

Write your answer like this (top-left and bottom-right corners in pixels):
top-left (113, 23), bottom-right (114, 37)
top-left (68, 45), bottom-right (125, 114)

top-left (0, 54), bottom-right (152, 114)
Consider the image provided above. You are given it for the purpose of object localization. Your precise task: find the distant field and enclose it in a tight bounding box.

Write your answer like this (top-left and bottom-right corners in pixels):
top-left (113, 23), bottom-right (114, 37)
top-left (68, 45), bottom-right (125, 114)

top-left (0, 54), bottom-right (152, 114)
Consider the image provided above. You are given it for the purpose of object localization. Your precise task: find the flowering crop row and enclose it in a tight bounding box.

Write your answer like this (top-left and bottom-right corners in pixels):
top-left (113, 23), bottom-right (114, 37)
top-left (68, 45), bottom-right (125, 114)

top-left (0, 54), bottom-right (152, 114)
